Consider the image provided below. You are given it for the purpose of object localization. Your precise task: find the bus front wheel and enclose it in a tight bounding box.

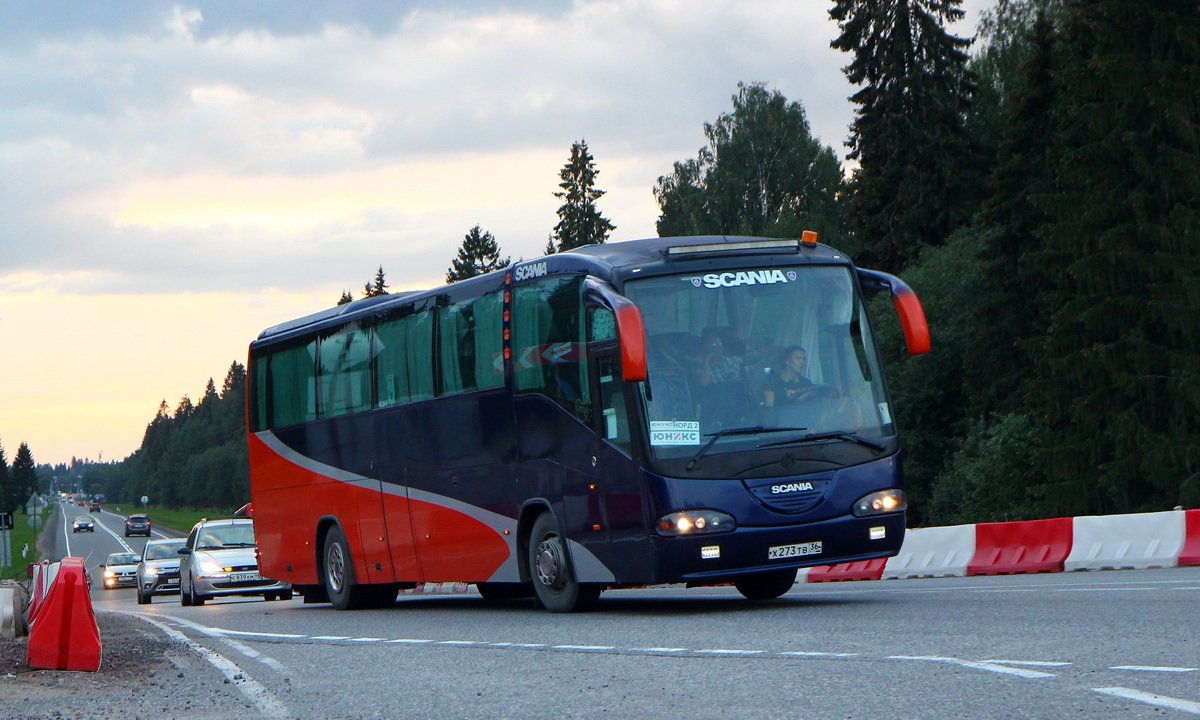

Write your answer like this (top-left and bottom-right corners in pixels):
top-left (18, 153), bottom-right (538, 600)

top-left (528, 513), bottom-right (600, 613)
top-left (733, 568), bottom-right (798, 600)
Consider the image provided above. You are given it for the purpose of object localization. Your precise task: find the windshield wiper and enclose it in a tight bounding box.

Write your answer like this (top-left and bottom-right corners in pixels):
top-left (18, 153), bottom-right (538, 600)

top-left (686, 426), bottom-right (807, 471)
top-left (758, 430), bottom-right (886, 453)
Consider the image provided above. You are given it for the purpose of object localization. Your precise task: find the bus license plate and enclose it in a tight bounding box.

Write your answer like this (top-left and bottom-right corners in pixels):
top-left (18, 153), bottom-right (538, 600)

top-left (768, 541), bottom-right (822, 560)
top-left (229, 572), bottom-right (261, 583)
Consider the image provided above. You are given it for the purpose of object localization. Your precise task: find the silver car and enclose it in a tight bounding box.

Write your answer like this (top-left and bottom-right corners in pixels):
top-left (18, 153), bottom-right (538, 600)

top-left (101, 552), bottom-right (139, 590)
top-left (136, 538), bottom-right (186, 604)
top-left (178, 517), bottom-right (291, 606)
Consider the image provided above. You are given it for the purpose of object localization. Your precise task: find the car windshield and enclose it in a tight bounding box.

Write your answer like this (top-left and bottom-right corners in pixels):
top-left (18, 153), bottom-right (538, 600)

top-left (75, 516), bottom-right (91, 523)
top-left (623, 265), bottom-right (893, 464)
top-left (107, 553), bottom-right (139, 565)
top-left (196, 524), bottom-right (256, 549)
top-left (143, 541), bottom-right (184, 560)
top-left (129, 516), bottom-right (148, 522)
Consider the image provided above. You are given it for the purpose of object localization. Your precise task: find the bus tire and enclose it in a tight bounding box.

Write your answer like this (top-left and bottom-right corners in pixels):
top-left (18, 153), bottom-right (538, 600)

top-left (528, 513), bottom-right (601, 613)
top-left (322, 525), bottom-right (371, 610)
top-left (477, 582), bottom-right (534, 601)
top-left (733, 568), bottom-right (798, 601)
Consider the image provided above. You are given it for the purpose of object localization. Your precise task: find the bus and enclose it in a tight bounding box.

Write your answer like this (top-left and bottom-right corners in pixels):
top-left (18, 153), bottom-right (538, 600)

top-left (246, 233), bottom-right (930, 612)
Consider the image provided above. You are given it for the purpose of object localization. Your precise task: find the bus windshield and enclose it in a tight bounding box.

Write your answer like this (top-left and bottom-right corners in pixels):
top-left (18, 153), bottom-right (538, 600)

top-left (623, 265), bottom-right (893, 463)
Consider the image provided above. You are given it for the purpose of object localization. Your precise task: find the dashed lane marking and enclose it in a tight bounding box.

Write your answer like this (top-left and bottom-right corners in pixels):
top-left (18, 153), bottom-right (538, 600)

top-left (1111, 665), bottom-right (1198, 673)
top-left (889, 655), bottom-right (1058, 679)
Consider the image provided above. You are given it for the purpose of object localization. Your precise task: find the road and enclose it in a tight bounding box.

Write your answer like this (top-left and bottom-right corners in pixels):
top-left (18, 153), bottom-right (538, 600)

top-left (42, 500), bottom-right (1200, 719)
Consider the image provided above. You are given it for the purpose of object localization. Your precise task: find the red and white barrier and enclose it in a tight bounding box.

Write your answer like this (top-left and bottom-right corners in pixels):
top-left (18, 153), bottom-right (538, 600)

top-left (801, 508), bottom-right (1197, 583)
top-left (884, 524), bottom-right (974, 579)
top-left (1065, 511), bottom-right (1185, 571)
top-left (27, 557), bottom-right (102, 672)
top-left (968, 517), bottom-right (1072, 576)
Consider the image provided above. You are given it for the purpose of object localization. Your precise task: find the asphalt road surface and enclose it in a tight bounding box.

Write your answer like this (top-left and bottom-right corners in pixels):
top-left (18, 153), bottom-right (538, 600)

top-left (9, 501), bottom-right (1200, 719)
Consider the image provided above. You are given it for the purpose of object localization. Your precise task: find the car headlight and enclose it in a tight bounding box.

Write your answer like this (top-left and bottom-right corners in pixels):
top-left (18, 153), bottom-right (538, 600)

top-left (143, 567), bottom-right (159, 576)
top-left (198, 561), bottom-right (224, 574)
top-left (656, 510), bottom-right (736, 536)
top-left (103, 570), bottom-right (116, 578)
top-left (851, 489), bottom-right (907, 517)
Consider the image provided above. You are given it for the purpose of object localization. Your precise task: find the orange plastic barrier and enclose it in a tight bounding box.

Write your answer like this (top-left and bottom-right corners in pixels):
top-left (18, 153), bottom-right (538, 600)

top-left (968, 518), bottom-right (1072, 576)
top-left (27, 558), bottom-right (102, 672)
top-left (805, 558), bottom-right (887, 582)
top-left (1180, 509), bottom-right (1200, 567)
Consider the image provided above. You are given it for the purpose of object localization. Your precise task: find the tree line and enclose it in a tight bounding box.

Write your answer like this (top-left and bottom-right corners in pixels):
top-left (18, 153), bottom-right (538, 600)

top-left (27, 0), bottom-right (1197, 523)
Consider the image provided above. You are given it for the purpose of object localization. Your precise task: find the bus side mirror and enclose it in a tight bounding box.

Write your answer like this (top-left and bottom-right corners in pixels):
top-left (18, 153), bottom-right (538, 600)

top-left (857, 268), bottom-right (931, 356)
top-left (612, 298), bottom-right (648, 382)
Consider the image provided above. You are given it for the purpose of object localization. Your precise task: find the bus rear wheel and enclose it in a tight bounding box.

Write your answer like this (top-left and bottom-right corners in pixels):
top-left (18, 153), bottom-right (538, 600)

top-left (323, 525), bottom-right (376, 610)
top-left (528, 513), bottom-right (600, 613)
top-left (733, 568), bottom-right (798, 600)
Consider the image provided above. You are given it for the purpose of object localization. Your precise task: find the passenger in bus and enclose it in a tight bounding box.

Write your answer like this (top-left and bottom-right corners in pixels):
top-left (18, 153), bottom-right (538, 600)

top-left (762, 346), bottom-right (817, 407)
top-left (695, 328), bottom-right (753, 428)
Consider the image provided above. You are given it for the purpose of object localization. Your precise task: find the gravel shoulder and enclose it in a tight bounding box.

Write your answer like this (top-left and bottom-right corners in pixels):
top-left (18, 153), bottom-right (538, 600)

top-left (1, 610), bottom-right (262, 720)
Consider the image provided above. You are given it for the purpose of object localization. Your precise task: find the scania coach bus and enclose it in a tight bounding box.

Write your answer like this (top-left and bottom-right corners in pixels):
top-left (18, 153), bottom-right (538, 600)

top-left (247, 233), bottom-right (929, 612)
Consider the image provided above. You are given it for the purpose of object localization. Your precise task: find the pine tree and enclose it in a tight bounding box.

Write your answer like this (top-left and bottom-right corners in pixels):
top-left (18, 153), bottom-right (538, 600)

top-left (446, 225), bottom-right (511, 283)
top-left (1028, 0), bottom-right (1200, 513)
top-left (11, 442), bottom-right (38, 511)
top-left (336, 290), bottom-right (354, 306)
top-left (550, 140), bottom-right (615, 252)
top-left (830, 0), bottom-right (980, 272)
top-left (363, 266), bottom-right (389, 298)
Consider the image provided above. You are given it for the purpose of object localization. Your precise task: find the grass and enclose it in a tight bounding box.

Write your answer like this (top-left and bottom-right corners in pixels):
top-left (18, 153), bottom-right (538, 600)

top-left (105, 504), bottom-right (245, 535)
top-left (0, 507), bottom-right (51, 581)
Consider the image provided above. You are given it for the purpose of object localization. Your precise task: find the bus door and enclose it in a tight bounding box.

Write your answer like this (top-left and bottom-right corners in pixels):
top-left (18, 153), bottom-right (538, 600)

top-left (586, 307), bottom-right (649, 577)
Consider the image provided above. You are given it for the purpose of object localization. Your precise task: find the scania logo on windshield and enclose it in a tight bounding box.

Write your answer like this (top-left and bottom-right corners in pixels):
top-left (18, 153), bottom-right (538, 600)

top-left (771, 482), bottom-right (814, 494)
top-left (697, 269), bottom-right (791, 288)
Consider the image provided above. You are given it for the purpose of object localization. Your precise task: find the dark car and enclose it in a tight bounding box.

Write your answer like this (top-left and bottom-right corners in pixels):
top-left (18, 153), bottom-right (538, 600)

top-left (136, 538), bottom-right (186, 604)
top-left (125, 514), bottom-right (152, 537)
top-left (89, 502), bottom-right (101, 512)
top-left (101, 552), bottom-right (140, 590)
top-left (72, 516), bottom-right (95, 533)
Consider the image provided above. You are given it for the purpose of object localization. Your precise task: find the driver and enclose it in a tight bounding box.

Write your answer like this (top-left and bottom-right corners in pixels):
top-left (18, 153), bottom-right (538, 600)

top-left (763, 346), bottom-right (817, 406)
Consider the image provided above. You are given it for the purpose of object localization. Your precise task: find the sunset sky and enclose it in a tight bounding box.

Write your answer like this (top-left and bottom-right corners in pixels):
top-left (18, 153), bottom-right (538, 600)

top-left (0, 0), bottom-right (986, 467)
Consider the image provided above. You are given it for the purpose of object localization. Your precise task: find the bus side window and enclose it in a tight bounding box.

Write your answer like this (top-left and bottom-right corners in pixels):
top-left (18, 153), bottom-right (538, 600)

top-left (374, 310), bottom-right (435, 407)
top-left (318, 323), bottom-right (373, 418)
top-left (268, 340), bottom-right (317, 427)
top-left (596, 355), bottom-right (630, 454)
top-left (512, 275), bottom-right (590, 418)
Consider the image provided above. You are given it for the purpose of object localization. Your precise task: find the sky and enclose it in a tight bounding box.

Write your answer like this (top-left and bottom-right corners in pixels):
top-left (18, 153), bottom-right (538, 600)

top-left (0, 0), bottom-right (989, 468)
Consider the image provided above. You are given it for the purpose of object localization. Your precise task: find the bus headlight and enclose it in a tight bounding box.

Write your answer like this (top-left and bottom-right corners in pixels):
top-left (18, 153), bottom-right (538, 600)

top-left (657, 510), bottom-right (736, 536)
top-left (852, 489), bottom-right (907, 517)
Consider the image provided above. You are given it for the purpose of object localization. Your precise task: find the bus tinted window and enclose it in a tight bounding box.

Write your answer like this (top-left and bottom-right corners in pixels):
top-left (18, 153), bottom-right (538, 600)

top-left (375, 309), bottom-right (435, 407)
top-left (269, 341), bottom-right (317, 427)
top-left (512, 275), bottom-right (589, 414)
top-left (318, 323), bottom-right (373, 418)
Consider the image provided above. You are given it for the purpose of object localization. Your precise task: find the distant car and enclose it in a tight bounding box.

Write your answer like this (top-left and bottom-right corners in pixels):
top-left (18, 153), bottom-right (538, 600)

top-left (125, 514), bottom-right (152, 537)
top-left (179, 517), bottom-right (291, 606)
top-left (101, 552), bottom-right (140, 590)
top-left (89, 502), bottom-right (101, 512)
top-left (72, 516), bottom-right (95, 533)
top-left (136, 538), bottom-right (186, 604)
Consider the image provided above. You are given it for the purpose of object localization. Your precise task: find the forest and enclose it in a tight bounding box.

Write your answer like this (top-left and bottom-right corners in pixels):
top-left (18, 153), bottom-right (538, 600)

top-left (11, 0), bottom-right (1197, 527)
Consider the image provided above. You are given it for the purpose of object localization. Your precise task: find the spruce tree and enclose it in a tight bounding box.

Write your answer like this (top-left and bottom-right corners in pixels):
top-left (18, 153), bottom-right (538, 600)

top-left (11, 442), bottom-right (38, 511)
top-left (0, 442), bottom-right (11, 514)
top-left (1029, 0), bottom-right (1200, 513)
top-left (446, 225), bottom-right (511, 283)
top-left (550, 140), bottom-right (615, 252)
top-left (830, 0), bottom-right (979, 272)
top-left (336, 290), bottom-right (354, 306)
top-left (363, 266), bottom-right (389, 298)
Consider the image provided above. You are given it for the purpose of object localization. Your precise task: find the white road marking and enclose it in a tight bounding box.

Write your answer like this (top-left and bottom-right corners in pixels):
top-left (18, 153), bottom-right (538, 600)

top-left (553, 645), bottom-right (615, 651)
top-left (1111, 665), bottom-right (1198, 673)
top-left (889, 655), bottom-right (1056, 679)
top-left (983, 659), bottom-right (1071, 667)
top-left (631, 647), bottom-right (688, 653)
top-left (697, 649), bottom-right (765, 655)
top-left (1094, 687), bottom-right (1200, 715)
top-left (134, 615), bottom-right (293, 719)
top-left (781, 651), bottom-right (860, 658)
top-left (160, 615), bottom-right (291, 674)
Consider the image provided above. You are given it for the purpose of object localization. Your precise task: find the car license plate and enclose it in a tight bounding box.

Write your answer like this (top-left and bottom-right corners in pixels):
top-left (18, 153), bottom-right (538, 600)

top-left (768, 541), bottom-right (822, 560)
top-left (162, 578), bottom-right (179, 586)
top-left (229, 572), bottom-right (261, 583)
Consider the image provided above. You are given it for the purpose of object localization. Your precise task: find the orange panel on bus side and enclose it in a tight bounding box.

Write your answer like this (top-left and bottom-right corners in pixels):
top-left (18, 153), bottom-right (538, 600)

top-left (409, 500), bottom-right (510, 582)
top-left (380, 490), bottom-right (420, 582)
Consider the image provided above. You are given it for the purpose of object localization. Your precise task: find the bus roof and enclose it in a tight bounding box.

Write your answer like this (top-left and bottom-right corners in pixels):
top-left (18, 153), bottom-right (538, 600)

top-left (254, 235), bottom-right (849, 344)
